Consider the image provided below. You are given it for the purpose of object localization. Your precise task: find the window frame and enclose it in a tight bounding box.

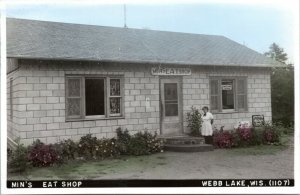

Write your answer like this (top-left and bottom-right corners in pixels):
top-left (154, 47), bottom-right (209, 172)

top-left (65, 74), bottom-right (124, 121)
top-left (209, 76), bottom-right (248, 113)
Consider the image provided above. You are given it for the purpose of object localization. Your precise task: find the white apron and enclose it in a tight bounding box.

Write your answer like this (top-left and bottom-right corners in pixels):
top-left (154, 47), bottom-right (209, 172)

top-left (201, 112), bottom-right (213, 136)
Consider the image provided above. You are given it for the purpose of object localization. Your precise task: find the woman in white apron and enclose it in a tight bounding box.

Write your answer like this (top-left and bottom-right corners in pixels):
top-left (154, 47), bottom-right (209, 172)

top-left (201, 106), bottom-right (214, 144)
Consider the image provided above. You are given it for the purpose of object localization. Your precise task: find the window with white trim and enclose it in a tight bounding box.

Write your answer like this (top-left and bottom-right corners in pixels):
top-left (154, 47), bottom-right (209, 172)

top-left (66, 75), bottom-right (124, 120)
top-left (209, 77), bottom-right (247, 112)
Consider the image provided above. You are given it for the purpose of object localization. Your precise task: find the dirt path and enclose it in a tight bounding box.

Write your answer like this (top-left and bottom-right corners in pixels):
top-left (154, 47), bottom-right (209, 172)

top-left (97, 137), bottom-right (294, 179)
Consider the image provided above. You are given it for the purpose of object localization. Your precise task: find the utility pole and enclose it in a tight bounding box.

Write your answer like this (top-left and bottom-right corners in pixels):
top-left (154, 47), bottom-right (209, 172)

top-left (124, 4), bottom-right (127, 28)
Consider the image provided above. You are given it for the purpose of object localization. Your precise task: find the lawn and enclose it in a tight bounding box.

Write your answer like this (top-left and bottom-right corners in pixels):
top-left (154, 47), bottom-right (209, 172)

top-left (8, 152), bottom-right (169, 180)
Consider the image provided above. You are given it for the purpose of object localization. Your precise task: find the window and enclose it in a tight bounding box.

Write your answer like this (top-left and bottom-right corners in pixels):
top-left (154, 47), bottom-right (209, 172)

top-left (221, 80), bottom-right (234, 110)
top-left (164, 83), bottom-right (178, 116)
top-left (209, 77), bottom-right (247, 112)
top-left (66, 76), bottom-right (123, 120)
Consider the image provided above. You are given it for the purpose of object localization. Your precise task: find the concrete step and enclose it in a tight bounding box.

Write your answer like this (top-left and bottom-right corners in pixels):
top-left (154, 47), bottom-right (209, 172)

top-left (164, 137), bottom-right (205, 145)
top-left (164, 144), bottom-right (214, 152)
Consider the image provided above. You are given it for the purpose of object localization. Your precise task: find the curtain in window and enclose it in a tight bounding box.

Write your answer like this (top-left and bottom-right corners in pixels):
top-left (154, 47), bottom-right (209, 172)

top-left (66, 77), bottom-right (82, 119)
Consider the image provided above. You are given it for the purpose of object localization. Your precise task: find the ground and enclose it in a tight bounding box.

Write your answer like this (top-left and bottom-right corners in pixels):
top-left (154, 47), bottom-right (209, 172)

top-left (8, 135), bottom-right (293, 180)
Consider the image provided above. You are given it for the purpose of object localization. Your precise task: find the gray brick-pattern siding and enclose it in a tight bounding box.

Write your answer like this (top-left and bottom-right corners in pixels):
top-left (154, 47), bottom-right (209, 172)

top-left (7, 60), bottom-right (272, 145)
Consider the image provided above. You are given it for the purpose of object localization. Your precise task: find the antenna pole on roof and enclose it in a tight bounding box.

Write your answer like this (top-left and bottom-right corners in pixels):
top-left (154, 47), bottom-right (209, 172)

top-left (124, 4), bottom-right (127, 28)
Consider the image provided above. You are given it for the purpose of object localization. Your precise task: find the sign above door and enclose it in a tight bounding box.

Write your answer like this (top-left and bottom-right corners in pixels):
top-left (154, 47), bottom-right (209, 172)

top-left (151, 67), bottom-right (191, 76)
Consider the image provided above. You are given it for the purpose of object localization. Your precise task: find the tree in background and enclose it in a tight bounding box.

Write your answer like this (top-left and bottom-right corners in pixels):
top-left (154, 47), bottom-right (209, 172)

top-left (264, 43), bottom-right (294, 126)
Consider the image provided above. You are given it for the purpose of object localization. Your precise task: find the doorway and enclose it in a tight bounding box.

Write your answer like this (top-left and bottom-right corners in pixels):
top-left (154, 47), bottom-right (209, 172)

top-left (160, 77), bottom-right (183, 135)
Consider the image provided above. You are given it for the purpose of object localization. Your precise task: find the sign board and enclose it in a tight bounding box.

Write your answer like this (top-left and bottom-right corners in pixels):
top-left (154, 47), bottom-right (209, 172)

top-left (252, 115), bottom-right (265, 127)
top-left (222, 84), bottom-right (232, 90)
top-left (151, 67), bottom-right (191, 76)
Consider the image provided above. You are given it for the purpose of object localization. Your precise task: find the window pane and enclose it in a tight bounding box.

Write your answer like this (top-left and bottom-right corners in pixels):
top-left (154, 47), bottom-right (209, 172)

top-left (237, 79), bottom-right (245, 94)
top-left (110, 97), bottom-right (121, 114)
top-left (222, 80), bottom-right (234, 109)
top-left (238, 95), bottom-right (246, 109)
top-left (165, 104), bottom-right (178, 116)
top-left (68, 78), bottom-right (80, 97)
top-left (164, 83), bottom-right (178, 100)
top-left (210, 80), bottom-right (219, 95)
top-left (164, 83), bottom-right (178, 116)
top-left (110, 79), bottom-right (120, 96)
top-left (67, 98), bottom-right (81, 116)
top-left (85, 78), bottom-right (105, 116)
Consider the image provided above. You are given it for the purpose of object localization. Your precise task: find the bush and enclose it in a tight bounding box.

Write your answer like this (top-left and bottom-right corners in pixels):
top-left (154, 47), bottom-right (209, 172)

top-left (236, 124), bottom-right (253, 146)
top-left (231, 131), bottom-right (241, 147)
top-left (127, 134), bottom-right (150, 155)
top-left (28, 140), bottom-right (59, 167)
top-left (250, 127), bottom-right (265, 145)
top-left (213, 131), bottom-right (233, 148)
top-left (54, 139), bottom-right (78, 162)
top-left (186, 106), bottom-right (203, 136)
top-left (95, 138), bottom-right (120, 159)
top-left (8, 144), bottom-right (29, 172)
top-left (263, 122), bottom-right (281, 144)
top-left (116, 128), bottom-right (163, 156)
top-left (116, 128), bottom-right (131, 154)
top-left (78, 134), bottom-right (98, 159)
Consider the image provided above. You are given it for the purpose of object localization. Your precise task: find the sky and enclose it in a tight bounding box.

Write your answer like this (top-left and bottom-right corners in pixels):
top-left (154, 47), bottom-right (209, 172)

top-left (4, 1), bottom-right (297, 64)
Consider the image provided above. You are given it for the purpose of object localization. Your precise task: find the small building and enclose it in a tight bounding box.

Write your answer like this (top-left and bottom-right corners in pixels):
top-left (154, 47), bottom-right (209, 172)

top-left (6, 18), bottom-right (280, 145)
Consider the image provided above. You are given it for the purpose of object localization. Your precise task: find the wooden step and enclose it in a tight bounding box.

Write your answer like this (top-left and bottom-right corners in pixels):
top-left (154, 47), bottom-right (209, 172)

top-left (164, 144), bottom-right (214, 152)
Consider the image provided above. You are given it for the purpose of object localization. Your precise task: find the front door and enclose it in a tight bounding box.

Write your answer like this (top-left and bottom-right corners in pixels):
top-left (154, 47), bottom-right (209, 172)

top-left (160, 77), bottom-right (183, 135)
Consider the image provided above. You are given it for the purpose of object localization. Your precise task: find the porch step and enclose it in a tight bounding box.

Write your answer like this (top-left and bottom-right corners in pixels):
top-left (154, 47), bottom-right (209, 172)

top-left (164, 137), bottom-right (205, 145)
top-left (164, 144), bottom-right (214, 152)
top-left (159, 135), bottom-right (213, 152)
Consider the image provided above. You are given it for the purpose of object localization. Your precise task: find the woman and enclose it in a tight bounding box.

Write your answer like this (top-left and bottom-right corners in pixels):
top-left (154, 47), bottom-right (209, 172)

top-left (201, 106), bottom-right (214, 144)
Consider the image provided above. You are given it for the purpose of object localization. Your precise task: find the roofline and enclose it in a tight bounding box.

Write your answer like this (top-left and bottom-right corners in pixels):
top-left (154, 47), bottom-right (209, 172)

top-left (6, 17), bottom-right (224, 38)
top-left (10, 56), bottom-right (278, 68)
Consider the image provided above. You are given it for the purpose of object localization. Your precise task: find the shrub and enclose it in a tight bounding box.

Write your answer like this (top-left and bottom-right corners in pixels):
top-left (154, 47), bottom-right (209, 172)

top-left (78, 134), bottom-right (98, 159)
top-left (127, 134), bottom-right (149, 156)
top-left (54, 139), bottom-right (78, 162)
top-left (213, 131), bottom-right (233, 148)
top-left (28, 140), bottom-right (59, 167)
top-left (127, 131), bottom-right (163, 156)
top-left (236, 124), bottom-right (253, 146)
top-left (95, 138), bottom-right (120, 159)
top-left (250, 127), bottom-right (265, 145)
top-left (231, 131), bottom-right (241, 147)
top-left (116, 128), bottom-right (131, 154)
top-left (263, 122), bottom-right (281, 144)
top-left (8, 144), bottom-right (29, 172)
top-left (186, 106), bottom-right (203, 136)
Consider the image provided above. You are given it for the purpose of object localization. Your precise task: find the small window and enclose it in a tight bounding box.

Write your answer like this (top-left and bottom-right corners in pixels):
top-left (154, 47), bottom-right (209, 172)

top-left (210, 77), bottom-right (247, 112)
top-left (66, 76), bottom-right (123, 120)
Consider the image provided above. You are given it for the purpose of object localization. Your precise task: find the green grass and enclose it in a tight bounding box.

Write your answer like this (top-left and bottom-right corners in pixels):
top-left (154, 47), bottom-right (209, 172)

top-left (225, 134), bottom-right (291, 156)
top-left (8, 152), bottom-right (168, 180)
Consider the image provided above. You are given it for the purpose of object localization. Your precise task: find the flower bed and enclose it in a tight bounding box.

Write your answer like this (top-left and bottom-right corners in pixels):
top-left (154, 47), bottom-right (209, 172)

top-left (8, 128), bottom-right (164, 172)
top-left (213, 122), bottom-right (286, 149)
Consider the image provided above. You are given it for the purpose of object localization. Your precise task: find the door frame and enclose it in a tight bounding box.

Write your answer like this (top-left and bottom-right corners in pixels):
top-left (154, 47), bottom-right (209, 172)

top-left (159, 76), bottom-right (184, 135)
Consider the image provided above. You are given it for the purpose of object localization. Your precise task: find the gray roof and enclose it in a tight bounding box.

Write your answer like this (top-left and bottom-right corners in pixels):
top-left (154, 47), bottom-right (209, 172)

top-left (7, 18), bottom-right (281, 67)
